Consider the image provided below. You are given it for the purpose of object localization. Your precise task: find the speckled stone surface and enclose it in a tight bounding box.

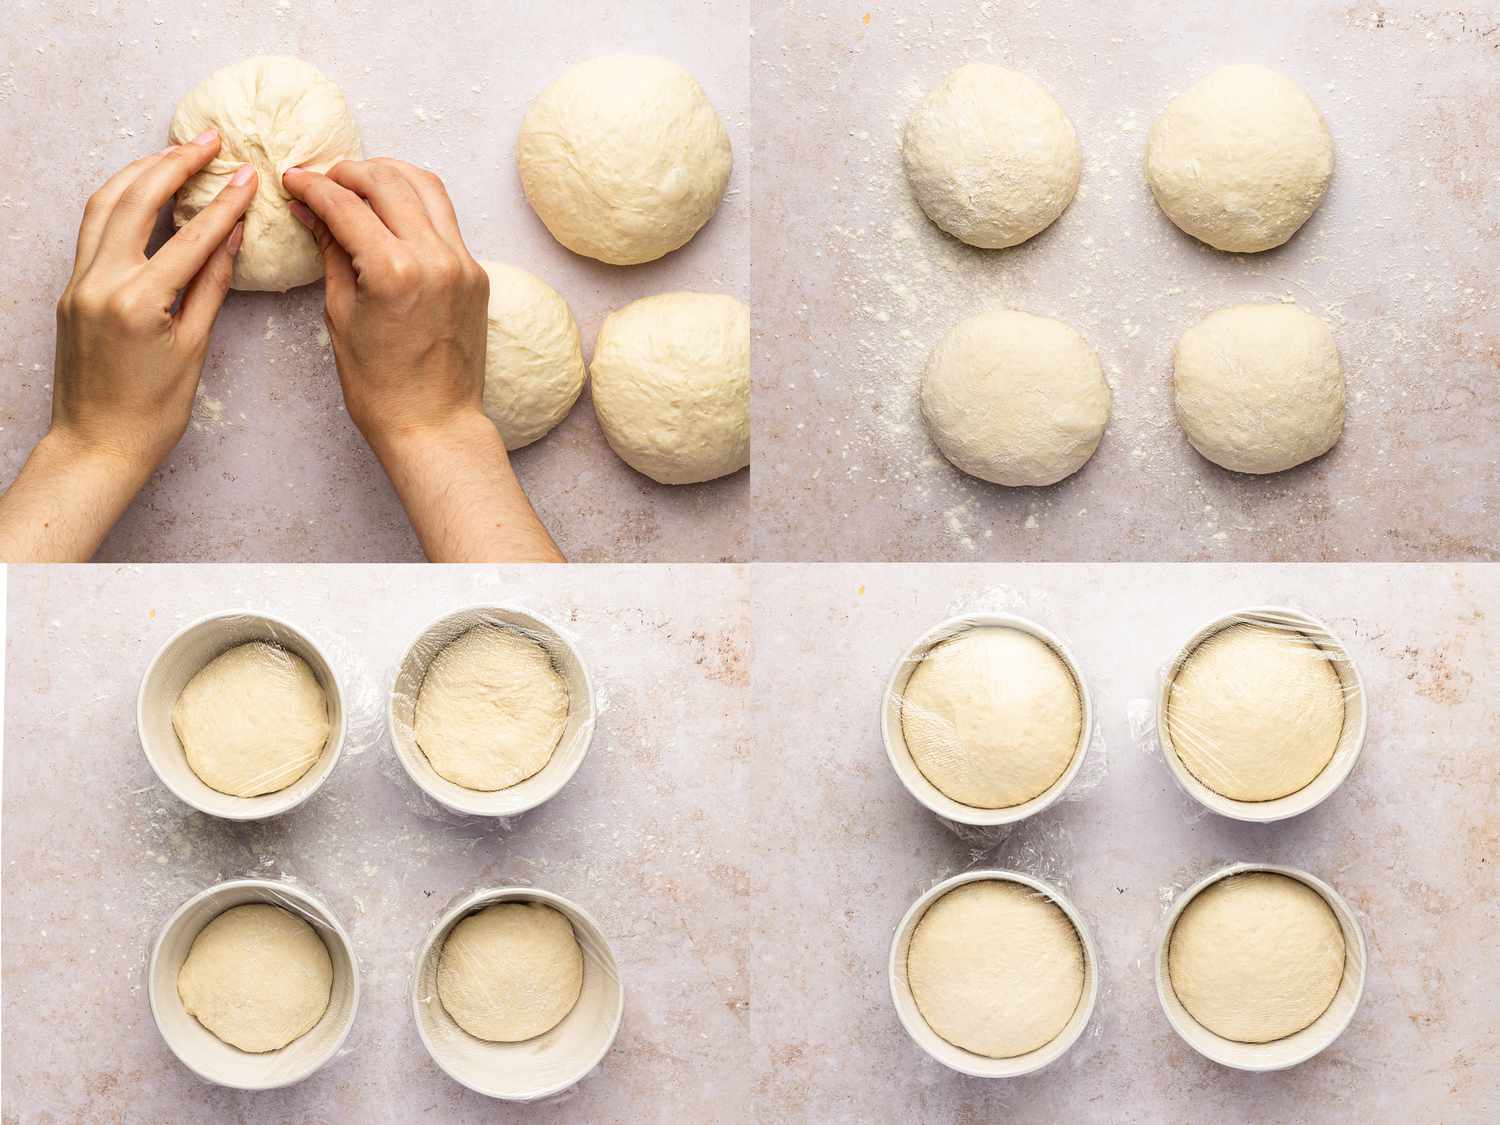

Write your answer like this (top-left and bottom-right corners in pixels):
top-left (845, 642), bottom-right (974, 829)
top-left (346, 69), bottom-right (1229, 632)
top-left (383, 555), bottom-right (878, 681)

top-left (751, 563), bottom-right (1499, 1122)
top-left (0, 2), bottom-right (749, 562)
top-left (1, 564), bottom-right (751, 1122)
top-left (753, 1), bottom-right (1500, 562)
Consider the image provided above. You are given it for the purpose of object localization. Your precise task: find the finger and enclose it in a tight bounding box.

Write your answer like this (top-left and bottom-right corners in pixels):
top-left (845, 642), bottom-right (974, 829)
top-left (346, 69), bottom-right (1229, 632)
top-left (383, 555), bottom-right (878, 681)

top-left (74, 150), bottom-right (169, 274)
top-left (289, 200), bottom-right (356, 310)
top-left (324, 159), bottom-right (436, 241)
top-left (282, 166), bottom-right (394, 260)
top-left (175, 220), bottom-right (243, 344)
top-left (99, 129), bottom-right (225, 258)
top-left (369, 158), bottom-right (467, 252)
top-left (146, 163), bottom-right (257, 291)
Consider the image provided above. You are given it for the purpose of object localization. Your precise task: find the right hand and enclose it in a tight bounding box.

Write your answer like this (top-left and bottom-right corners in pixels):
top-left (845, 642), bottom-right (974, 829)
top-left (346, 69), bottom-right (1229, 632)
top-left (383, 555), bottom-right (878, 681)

top-left (281, 159), bottom-right (491, 454)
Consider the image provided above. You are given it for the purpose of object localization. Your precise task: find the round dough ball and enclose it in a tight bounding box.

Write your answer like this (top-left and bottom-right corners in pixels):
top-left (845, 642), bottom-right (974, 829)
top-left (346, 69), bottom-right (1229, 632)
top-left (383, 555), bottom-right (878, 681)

top-left (414, 625), bottom-right (569, 792)
top-left (437, 902), bottom-right (584, 1042)
top-left (908, 880), bottom-right (1084, 1058)
top-left (1170, 872), bottom-right (1345, 1043)
top-left (590, 292), bottom-right (750, 485)
top-left (476, 261), bottom-right (586, 450)
top-left (177, 903), bottom-right (333, 1053)
top-left (921, 309), bottom-right (1110, 486)
top-left (1174, 304), bottom-right (1344, 475)
top-left (902, 64), bottom-right (1081, 249)
top-left (170, 55), bottom-right (362, 291)
top-left (902, 627), bottom-right (1082, 808)
top-left (1146, 64), bottom-right (1333, 253)
top-left (172, 641), bottom-right (330, 798)
top-left (1166, 622), bottom-right (1345, 801)
top-left (517, 55), bottom-right (732, 265)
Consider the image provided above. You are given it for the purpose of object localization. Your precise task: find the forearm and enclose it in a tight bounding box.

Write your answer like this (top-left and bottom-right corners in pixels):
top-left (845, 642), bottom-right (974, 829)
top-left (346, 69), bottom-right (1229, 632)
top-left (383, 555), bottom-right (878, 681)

top-left (0, 430), bottom-right (154, 562)
top-left (370, 412), bottom-right (565, 563)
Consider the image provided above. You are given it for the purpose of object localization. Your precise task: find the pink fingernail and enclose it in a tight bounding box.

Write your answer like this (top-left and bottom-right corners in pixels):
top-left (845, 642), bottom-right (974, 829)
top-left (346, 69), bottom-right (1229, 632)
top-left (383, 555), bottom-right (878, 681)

top-left (289, 200), bottom-right (314, 229)
top-left (227, 221), bottom-right (245, 256)
top-left (230, 163), bottom-right (255, 187)
top-left (191, 129), bottom-right (218, 146)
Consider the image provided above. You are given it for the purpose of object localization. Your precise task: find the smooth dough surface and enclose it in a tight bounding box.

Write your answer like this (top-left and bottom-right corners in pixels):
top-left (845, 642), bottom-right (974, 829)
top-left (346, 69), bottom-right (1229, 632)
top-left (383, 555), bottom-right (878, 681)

top-left (1170, 872), bottom-right (1345, 1043)
top-left (437, 902), bottom-right (584, 1042)
top-left (921, 309), bottom-right (1110, 487)
top-left (414, 625), bottom-right (569, 791)
top-left (1167, 622), bottom-right (1345, 801)
top-left (902, 627), bottom-right (1082, 808)
top-left (172, 641), bottom-right (330, 798)
top-left (476, 261), bottom-right (586, 450)
top-left (517, 54), bottom-right (731, 265)
top-left (903, 64), bottom-right (1081, 249)
top-left (1174, 303), bottom-right (1344, 475)
top-left (908, 880), bottom-right (1084, 1058)
top-left (170, 55), bottom-right (362, 291)
top-left (589, 292), bottom-right (750, 485)
top-left (177, 903), bottom-right (333, 1053)
top-left (1146, 64), bottom-right (1333, 253)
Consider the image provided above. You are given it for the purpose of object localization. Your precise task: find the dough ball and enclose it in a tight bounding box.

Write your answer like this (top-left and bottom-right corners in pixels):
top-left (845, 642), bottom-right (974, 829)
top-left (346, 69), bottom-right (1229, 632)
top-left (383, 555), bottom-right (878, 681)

top-left (1174, 304), bottom-right (1344, 475)
top-left (177, 903), bottom-right (333, 1053)
top-left (517, 54), bottom-right (732, 265)
top-left (437, 902), bottom-right (584, 1042)
top-left (476, 261), bottom-right (586, 450)
top-left (590, 292), bottom-right (750, 485)
top-left (1169, 872), bottom-right (1345, 1043)
top-left (170, 55), bottom-right (362, 291)
top-left (921, 309), bottom-right (1110, 486)
top-left (902, 64), bottom-right (1081, 249)
top-left (908, 880), bottom-right (1084, 1058)
top-left (902, 627), bottom-right (1082, 808)
top-left (1166, 622), bottom-right (1345, 801)
top-left (414, 625), bottom-right (569, 792)
top-left (1146, 64), bottom-right (1333, 253)
top-left (172, 641), bottom-right (330, 798)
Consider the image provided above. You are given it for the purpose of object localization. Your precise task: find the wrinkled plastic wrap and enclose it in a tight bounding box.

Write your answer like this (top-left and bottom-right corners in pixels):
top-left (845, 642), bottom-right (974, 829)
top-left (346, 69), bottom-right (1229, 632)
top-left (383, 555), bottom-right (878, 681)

top-left (145, 875), bottom-right (361, 1089)
top-left (882, 588), bottom-right (1107, 844)
top-left (890, 866), bottom-right (1105, 1081)
top-left (410, 884), bottom-right (623, 1102)
top-left (383, 604), bottom-right (602, 824)
top-left (1132, 605), bottom-right (1366, 821)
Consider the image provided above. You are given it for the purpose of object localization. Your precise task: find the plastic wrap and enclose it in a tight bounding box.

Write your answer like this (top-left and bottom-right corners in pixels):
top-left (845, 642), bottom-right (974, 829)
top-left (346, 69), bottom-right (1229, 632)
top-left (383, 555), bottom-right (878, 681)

top-left (889, 868), bottom-right (1104, 1080)
top-left (145, 876), bottom-right (361, 1090)
top-left (1152, 862), bottom-right (1368, 1071)
top-left (1133, 605), bottom-right (1367, 823)
top-left (881, 591), bottom-right (1107, 842)
top-left (410, 884), bottom-right (623, 1102)
top-left (383, 604), bottom-right (601, 823)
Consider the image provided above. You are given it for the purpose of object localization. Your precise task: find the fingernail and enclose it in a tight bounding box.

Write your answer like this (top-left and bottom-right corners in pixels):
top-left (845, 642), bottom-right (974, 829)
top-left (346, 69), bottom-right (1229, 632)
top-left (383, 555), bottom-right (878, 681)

top-left (289, 200), bottom-right (314, 229)
top-left (230, 163), bottom-right (255, 187)
top-left (282, 165), bottom-right (305, 183)
top-left (227, 221), bottom-right (245, 256)
top-left (191, 129), bottom-right (218, 146)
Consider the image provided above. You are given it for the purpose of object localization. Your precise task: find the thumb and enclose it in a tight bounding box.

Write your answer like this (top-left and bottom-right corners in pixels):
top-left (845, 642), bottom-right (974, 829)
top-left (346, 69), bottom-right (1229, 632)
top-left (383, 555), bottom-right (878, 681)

top-left (175, 220), bottom-right (243, 344)
top-left (291, 199), bottom-right (356, 311)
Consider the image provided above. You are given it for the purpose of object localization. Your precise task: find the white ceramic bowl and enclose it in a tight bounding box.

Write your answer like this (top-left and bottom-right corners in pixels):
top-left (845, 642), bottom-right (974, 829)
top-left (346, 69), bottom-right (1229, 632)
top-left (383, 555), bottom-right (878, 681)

top-left (137, 610), bottom-right (347, 820)
top-left (412, 886), bottom-right (624, 1101)
top-left (388, 606), bottom-right (596, 817)
top-left (1155, 862), bottom-right (1367, 1070)
top-left (1156, 605), bottom-right (1367, 822)
top-left (148, 878), bottom-right (360, 1090)
top-left (888, 869), bottom-right (1100, 1077)
top-left (881, 612), bottom-right (1094, 826)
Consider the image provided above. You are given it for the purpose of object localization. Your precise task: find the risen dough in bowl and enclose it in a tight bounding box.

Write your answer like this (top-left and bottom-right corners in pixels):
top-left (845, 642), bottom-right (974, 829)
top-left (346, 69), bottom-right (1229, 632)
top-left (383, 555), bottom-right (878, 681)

top-left (414, 625), bottom-right (569, 792)
top-left (517, 54), bottom-right (731, 265)
top-left (171, 641), bottom-right (330, 798)
top-left (907, 880), bottom-right (1084, 1058)
top-left (437, 902), bottom-right (584, 1042)
top-left (901, 627), bottom-right (1082, 808)
top-left (177, 903), bottom-right (333, 1053)
top-left (1169, 872), bottom-right (1345, 1043)
top-left (169, 55), bottom-right (362, 291)
top-left (921, 309), bottom-right (1110, 486)
top-left (1166, 622), bottom-right (1345, 801)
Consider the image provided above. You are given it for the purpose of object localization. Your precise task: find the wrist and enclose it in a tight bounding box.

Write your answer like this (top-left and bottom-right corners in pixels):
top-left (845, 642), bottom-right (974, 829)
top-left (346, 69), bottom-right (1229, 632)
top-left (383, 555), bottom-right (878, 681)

top-left (39, 425), bottom-right (158, 488)
top-left (364, 408), bottom-right (501, 467)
